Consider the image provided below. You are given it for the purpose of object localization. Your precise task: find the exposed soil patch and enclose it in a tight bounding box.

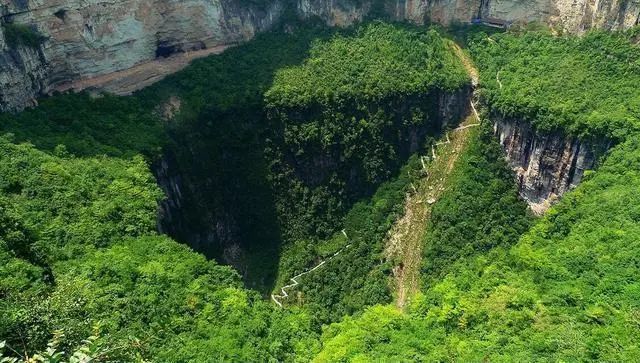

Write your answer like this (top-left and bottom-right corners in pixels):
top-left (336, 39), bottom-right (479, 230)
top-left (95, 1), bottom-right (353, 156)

top-left (53, 45), bottom-right (233, 96)
top-left (385, 114), bottom-right (478, 308)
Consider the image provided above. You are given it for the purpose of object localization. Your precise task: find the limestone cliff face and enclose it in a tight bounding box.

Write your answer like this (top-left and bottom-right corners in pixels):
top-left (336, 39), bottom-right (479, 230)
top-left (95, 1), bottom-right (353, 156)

top-left (297, 0), bottom-right (638, 32)
top-left (1, 0), bottom-right (639, 111)
top-left (550, 0), bottom-right (640, 32)
top-left (493, 118), bottom-right (604, 214)
top-left (0, 0), bottom-right (283, 111)
top-left (0, 22), bottom-right (48, 110)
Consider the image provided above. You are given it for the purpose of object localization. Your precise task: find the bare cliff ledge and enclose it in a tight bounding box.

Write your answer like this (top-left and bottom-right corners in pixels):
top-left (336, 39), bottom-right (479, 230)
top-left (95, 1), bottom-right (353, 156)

top-left (493, 118), bottom-right (607, 214)
top-left (0, 0), bottom-right (284, 111)
top-left (1, 0), bottom-right (639, 111)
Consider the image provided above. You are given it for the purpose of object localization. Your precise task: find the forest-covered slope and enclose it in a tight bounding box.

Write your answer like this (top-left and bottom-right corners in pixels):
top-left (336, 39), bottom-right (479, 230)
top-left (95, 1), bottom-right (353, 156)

top-left (2, 20), bottom-right (640, 362)
top-left (0, 136), bottom-right (321, 361)
top-left (0, 21), bottom-right (469, 360)
top-left (314, 27), bottom-right (640, 361)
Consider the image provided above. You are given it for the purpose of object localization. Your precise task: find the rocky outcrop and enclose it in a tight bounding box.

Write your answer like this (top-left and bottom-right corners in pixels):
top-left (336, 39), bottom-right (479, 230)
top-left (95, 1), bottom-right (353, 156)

top-left (0, 23), bottom-right (48, 111)
top-left (1, 0), bottom-right (638, 111)
top-left (493, 119), bottom-right (605, 214)
top-left (0, 0), bottom-right (283, 111)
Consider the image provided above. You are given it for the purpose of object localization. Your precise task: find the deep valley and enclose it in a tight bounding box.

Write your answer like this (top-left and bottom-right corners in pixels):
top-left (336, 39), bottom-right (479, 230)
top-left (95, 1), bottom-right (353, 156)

top-left (1, 2), bottom-right (640, 361)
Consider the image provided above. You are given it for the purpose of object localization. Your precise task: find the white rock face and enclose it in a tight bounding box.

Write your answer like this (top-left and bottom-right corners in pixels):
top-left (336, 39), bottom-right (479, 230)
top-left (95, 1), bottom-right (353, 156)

top-left (493, 118), bottom-right (602, 214)
top-left (298, 0), bottom-right (638, 32)
top-left (0, 0), bottom-right (283, 111)
top-left (0, 0), bottom-right (638, 111)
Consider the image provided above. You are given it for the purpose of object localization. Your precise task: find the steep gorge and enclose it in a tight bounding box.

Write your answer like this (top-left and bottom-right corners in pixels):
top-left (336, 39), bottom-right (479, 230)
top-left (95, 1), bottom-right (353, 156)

top-left (1, 10), bottom-right (638, 360)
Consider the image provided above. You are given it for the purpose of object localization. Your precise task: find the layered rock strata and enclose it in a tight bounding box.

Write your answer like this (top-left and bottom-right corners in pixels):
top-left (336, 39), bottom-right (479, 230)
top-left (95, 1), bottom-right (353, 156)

top-left (494, 118), bottom-right (604, 214)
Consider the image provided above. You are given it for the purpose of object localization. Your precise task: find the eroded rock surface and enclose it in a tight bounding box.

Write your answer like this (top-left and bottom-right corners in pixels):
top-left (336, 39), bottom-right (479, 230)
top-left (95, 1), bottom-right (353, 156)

top-left (0, 22), bottom-right (48, 110)
top-left (494, 119), bottom-right (604, 214)
top-left (1, 0), bottom-right (638, 111)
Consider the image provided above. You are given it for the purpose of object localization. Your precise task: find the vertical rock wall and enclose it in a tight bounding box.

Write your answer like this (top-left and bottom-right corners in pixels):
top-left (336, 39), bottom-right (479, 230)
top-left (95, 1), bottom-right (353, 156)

top-left (1, 0), bottom-right (639, 111)
top-left (493, 118), bottom-right (604, 214)
top-left (0, 15), bottom-right (48, 110)
top-left (296, 0), bottom-right (639, 33)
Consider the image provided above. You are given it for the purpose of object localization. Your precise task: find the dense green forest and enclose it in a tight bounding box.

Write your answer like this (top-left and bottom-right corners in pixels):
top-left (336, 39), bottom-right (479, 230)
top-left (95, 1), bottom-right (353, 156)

top-left (316, 136), bottom-right (640, 361)
top-left (314, 27), bottom-right (640, 361)
top-left (265, 23), bottom-right (467, 106)
top-left (2, 15), bottom-right (640, 362)
top-left (421, 123), bottom-right (532, 285)
top-left (468, 28), bottom-right (640, 140)
top-left (0, 136), bottom-right (320, 361)
top-left (0, 21), bottom-right (333, 292)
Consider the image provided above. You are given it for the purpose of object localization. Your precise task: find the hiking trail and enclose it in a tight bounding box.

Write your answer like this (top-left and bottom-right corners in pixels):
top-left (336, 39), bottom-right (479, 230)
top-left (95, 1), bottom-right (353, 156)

top-left (385, 41), bottom-right (481, 309)
top-left (271, 230), bottom-right (351, 308)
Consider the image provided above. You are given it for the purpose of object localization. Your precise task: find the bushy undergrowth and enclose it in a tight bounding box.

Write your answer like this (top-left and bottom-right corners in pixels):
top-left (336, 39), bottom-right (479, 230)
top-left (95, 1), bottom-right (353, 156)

top-left (266, 22), bottom-right (468, 107)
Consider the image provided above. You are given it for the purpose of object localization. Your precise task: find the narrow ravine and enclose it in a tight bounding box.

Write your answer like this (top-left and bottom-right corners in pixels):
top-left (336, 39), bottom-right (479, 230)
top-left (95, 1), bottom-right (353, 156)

top-left (385, 42), bottom-right (481, 308)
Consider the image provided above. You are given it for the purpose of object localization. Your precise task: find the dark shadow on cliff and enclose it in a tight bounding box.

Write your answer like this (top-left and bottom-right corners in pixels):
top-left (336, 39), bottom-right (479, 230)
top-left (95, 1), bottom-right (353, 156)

top-left (156, 104), bottom-right (284, 292)
top-left (148, 20), bottom-right (336, 293)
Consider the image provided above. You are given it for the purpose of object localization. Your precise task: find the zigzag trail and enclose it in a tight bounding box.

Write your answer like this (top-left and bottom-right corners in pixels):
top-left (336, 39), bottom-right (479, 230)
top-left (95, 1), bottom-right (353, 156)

top-left (386, 41), bottom-right (482, 309)
top-left (271, 230), bottom-right (351, 308)
top-left (271, 42), bottom-right (482, 309)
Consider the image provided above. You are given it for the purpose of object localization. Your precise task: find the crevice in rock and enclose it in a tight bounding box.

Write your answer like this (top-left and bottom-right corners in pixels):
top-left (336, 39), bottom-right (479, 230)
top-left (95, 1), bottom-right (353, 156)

top-left (53, 9), bottom-right (67, 22)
